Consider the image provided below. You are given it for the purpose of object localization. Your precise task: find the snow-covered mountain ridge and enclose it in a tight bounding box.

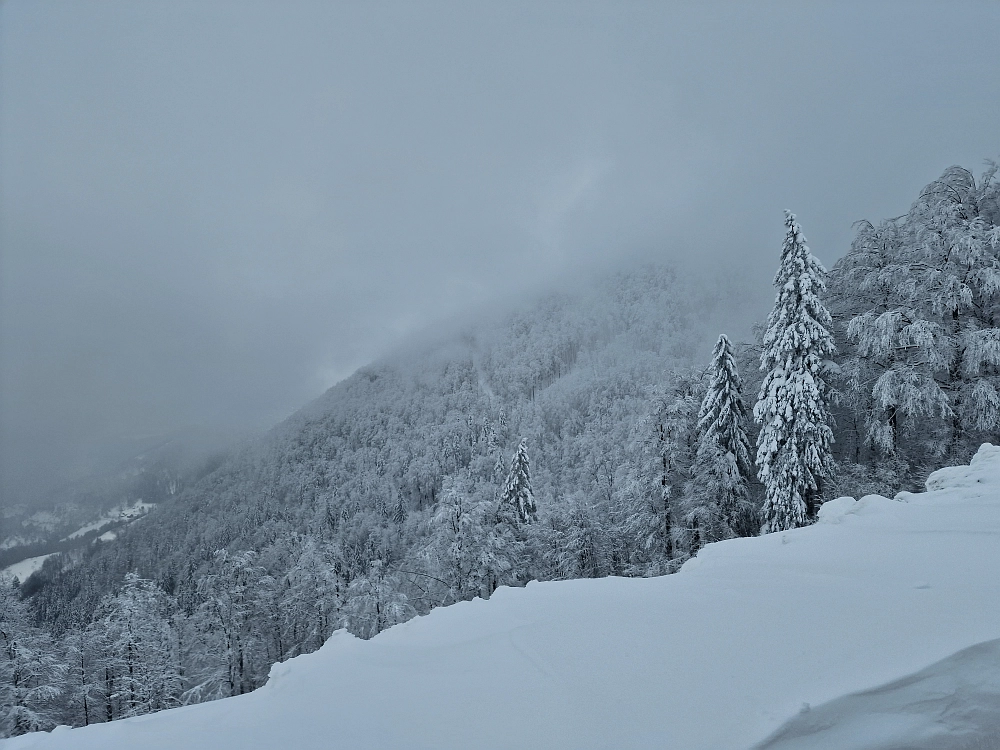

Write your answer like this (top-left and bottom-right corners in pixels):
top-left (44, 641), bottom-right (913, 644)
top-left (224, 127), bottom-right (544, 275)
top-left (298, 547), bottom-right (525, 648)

top-left (9, 445), bottom-right (1000, 750)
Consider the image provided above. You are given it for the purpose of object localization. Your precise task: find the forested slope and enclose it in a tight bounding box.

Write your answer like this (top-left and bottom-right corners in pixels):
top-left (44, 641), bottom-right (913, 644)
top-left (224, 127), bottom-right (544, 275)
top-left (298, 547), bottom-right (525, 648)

top-left (3, 160), bottom-right (998, 737)
top-left (10, 262), bottom-right (758, 725)
top-left (10, 444), bottom-right (1000, 750)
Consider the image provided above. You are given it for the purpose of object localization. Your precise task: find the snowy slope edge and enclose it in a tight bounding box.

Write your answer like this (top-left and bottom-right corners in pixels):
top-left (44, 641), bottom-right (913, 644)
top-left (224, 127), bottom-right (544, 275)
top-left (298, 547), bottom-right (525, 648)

top-left (7, 445), bottom-right (1000, 750)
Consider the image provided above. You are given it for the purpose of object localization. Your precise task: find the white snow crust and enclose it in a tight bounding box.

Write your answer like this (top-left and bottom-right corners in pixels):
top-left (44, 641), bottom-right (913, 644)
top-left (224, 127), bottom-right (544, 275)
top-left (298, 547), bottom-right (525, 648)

top-left (9, 445), bottom-right (1000, 750)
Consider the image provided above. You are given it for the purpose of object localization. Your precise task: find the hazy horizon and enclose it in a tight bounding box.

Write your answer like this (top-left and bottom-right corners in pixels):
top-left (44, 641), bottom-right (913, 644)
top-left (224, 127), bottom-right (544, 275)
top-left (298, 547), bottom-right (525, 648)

top-left (2, 0), bottom-right (998, 504)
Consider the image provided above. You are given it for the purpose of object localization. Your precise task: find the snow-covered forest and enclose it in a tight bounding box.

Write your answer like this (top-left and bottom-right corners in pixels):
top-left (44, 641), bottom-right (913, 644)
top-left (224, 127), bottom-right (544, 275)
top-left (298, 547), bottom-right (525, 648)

top-left (9, 417), bottom-right (1000, 750)
top-left (2, 161), bottom-right (999, 737)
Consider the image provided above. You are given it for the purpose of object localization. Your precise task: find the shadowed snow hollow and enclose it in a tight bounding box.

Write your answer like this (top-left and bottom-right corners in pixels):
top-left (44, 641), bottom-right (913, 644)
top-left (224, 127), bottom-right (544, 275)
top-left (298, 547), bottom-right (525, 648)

top-left (754, 639), bottom-right (1000, 750)
top-left (9, 445), bottom-right (1000, 750)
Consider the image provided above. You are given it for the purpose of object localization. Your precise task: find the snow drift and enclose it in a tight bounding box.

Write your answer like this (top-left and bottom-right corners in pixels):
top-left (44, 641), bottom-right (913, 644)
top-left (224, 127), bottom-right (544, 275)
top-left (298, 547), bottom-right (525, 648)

top-left (9, 445), bottom-right (1000, 750)
top-left (755, 639), bottom-right (1000, 749)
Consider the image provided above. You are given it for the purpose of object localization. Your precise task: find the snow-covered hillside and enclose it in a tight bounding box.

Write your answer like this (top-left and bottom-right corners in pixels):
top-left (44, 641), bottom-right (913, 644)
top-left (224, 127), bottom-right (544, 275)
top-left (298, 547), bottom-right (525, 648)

top-left (0, 501), bottom-right (156, 586)
top-left (0, 554), bottom-right (56, 584)
top-left (10, 445), bottom-right (1000, 750)
top-left (0, 427), bottom-right (229, 577)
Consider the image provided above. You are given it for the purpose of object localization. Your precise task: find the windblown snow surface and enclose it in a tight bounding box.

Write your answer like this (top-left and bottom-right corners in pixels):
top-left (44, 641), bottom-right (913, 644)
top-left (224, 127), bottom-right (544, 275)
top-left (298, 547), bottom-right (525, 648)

top-left (10, 445), bottom-right (1000, 750)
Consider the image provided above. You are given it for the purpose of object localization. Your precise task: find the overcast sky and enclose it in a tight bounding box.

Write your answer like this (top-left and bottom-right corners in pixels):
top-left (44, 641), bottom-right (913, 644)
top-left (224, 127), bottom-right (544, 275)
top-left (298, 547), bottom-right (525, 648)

top-left (1, 1), bottom-right (998, 503)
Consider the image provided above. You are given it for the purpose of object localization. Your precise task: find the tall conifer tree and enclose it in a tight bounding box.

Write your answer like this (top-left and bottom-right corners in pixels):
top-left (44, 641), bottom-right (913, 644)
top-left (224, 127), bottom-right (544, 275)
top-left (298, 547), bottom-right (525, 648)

top-left (692, 334), bottom-right (753, 536)
top-left (755, 212), bottom-right (836, 532)
top-left (501, 439), bottom-right (536, 524)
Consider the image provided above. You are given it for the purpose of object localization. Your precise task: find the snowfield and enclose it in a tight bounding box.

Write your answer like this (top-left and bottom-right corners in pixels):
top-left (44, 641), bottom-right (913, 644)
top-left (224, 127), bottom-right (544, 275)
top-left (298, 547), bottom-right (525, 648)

top-left (0, 554), bottom-right (55, 584)
top-left (9, 445), bottom-right (1000, 750)
top-left (63, 500), bottom-right (155, 541)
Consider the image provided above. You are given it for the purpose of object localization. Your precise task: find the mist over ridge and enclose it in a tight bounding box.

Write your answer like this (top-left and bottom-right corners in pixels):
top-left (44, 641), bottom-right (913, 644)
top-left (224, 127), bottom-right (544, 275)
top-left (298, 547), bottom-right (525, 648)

top-left (2, 2), bottom-right (1000, 740)
top-left (3, 1), bottom-right (998, 507)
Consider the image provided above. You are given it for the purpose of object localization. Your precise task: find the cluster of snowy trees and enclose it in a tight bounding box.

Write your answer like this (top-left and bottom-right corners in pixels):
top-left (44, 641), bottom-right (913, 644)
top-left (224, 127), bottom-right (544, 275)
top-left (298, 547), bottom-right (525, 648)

top-left (2, 573), bottom-right (178, 734)
top-left (829, 164), bottom-right (1000, 475)
top-left (2, 161), bottom-right (998, 737)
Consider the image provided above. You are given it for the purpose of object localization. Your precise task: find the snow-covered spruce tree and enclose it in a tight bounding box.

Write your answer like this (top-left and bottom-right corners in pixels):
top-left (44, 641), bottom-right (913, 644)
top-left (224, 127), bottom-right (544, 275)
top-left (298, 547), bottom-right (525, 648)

top-left (826, 218), bottom-right (909, 462)
top-left (690, 334), bottom-right (754, 539)
top-left (500, 439), bottom-right (536, 524)
top-left (755, 211), bottom-right (836, 533)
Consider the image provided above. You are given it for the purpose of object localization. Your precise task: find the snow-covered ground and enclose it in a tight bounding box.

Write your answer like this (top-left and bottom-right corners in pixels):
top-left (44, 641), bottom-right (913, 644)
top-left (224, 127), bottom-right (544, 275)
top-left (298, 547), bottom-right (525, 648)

top-left (0, 553), bottom-right (56, 583)
top-left (62, 501), bottom-right (154, 540)
top-left (755, 639), bottom-right (1000, 749)
top-left (0, 501), bottom-right (151, 585)
top-left (10, 445), bottom-right (1000, 750)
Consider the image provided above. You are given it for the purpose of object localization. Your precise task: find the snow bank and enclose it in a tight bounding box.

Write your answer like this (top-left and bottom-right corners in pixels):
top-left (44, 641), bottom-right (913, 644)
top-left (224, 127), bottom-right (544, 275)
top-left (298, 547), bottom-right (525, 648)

top-left (10, 445), bottom-right (1000, 750)
top-left (815, 493), bottom-right (901, 524)
top-left (924, 443), bottom-right (1000, 493)
top-left (755, 639), bottom-right (1000, 749)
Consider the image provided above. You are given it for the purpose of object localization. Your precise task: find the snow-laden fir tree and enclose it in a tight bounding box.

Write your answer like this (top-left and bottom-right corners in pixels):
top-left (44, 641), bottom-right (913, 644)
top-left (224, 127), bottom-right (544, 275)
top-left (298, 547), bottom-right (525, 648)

top-left (500, 439), bottom-right (536, 524)
top-left (429, 475), bottom-right (490, 602)
top-left (755, 211), bottom-right (836, 532)
top-left (552, 502), bottom-right (603, 580)
top-left (691, 334), bottom-right (754, 537)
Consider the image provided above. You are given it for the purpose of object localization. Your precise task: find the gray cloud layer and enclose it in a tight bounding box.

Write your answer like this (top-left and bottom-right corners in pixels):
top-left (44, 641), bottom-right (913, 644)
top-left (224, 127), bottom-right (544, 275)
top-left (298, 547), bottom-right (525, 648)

top-left (2, 0), bottom-right (998, 502)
